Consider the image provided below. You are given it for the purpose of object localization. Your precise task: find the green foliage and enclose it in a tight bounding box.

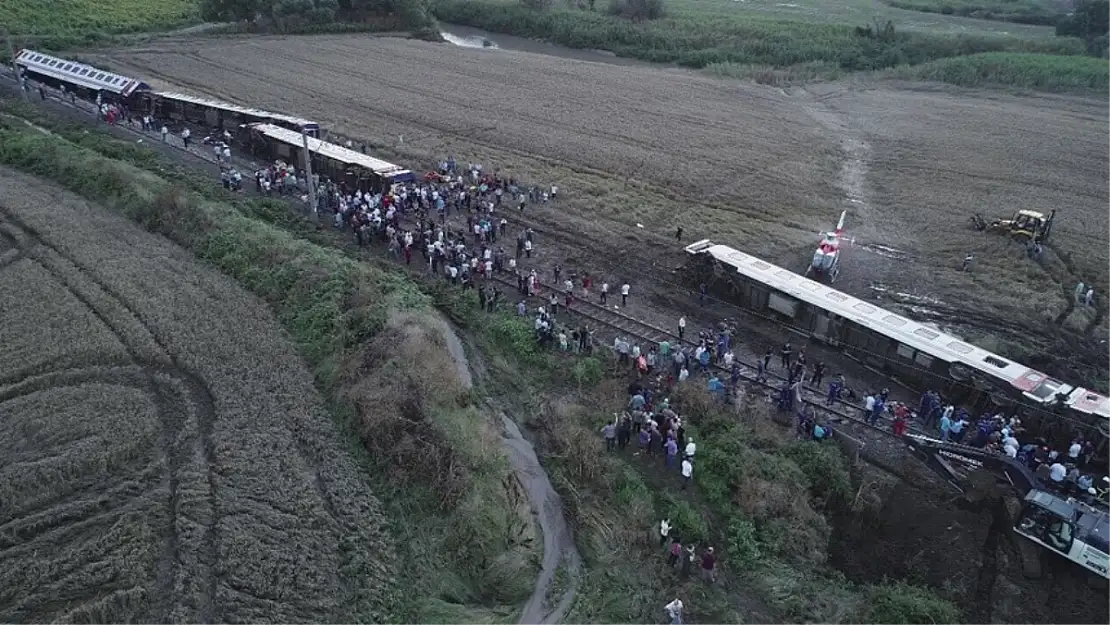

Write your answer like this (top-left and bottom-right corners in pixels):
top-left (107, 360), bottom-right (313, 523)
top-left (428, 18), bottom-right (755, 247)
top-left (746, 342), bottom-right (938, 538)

top-left (861, 581), bottom-right (963, 624)
top-left (572, 357), bottom-right (604, 387)
top-left (607, 0), bottom-right (665, 20)
top-left (201, 0), bottom-right (435, 28)
top-left (883, 0), bottom-right (1062, 26)
top-left (725, 515), bottom-right (762, 567)
top-left (895, 51), bottom-right (1110, 91)
top-left (430, 0), bottom-right (1087, 73)
top-left (0, 0), bottom-right (199, 37)
top-left (1057, 0), bottom-right (1109, 38)
top-left (782, 440), bottom-right (852, 509)
top-left (661, 495), bottom-right (709, 543)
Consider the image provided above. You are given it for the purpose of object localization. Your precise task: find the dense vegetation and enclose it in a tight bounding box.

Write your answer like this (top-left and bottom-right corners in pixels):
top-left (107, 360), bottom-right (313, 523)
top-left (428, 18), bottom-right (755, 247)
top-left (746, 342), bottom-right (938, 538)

top-left (200, 0), bottom-right (437, 33)
top-left (0, 99), bottom-right (966, 623)
top-left (894, 51), bottom-right (1110, 91)
top-left (881, 0), bottom-right (1060, 26)
top-left (430, 0), bottom-right (1087, 71)
top-left (0, 0), bottom-right (200, 50)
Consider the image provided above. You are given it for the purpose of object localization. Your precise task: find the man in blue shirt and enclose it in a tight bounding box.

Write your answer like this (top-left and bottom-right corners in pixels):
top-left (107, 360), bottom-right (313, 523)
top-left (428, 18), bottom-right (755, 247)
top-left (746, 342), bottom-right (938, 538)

top-left (939, 411), bottom-right (952, 442)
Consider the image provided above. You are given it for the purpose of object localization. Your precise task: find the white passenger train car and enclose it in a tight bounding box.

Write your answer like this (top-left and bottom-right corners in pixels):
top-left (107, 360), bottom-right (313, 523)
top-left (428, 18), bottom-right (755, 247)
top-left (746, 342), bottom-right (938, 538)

top-left (685, 239), bottom-right (1109, 433)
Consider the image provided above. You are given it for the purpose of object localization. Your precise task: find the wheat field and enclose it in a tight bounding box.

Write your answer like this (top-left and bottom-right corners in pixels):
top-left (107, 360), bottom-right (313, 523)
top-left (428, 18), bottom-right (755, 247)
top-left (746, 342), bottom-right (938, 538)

top-left (0, 167), bottom-right (394, 622)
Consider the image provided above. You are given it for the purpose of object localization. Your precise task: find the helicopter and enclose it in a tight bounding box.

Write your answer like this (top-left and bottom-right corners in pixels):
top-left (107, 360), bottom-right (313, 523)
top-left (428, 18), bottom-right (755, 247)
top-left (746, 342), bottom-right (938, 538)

top-left (805, 210), bottom-right (853, 283)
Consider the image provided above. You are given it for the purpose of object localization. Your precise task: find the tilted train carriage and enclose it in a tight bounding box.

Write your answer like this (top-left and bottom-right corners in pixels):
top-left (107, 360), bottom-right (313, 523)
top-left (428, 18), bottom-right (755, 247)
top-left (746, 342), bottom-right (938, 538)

top-left (13, 49), bottom-right (150, 103)
top-left (684, 239), bottom-right (1110, 441)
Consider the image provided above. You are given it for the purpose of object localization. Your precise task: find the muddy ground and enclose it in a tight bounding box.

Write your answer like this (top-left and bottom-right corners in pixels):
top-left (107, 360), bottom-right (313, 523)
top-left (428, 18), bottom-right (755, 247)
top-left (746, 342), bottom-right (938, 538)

top-left (831, 473), bottom-right (1109, 625)
top-left (26, 36), bottom-right (1110, 621)
top-left (94, 34), bottom-right (1109, 386)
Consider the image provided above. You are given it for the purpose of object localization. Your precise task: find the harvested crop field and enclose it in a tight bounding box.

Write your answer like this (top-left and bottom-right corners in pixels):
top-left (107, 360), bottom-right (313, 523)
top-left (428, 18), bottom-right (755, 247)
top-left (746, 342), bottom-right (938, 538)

top-left (0, 168), bottom-right (393, 622)
top-left (98, 36), bottom-right (1108, 364)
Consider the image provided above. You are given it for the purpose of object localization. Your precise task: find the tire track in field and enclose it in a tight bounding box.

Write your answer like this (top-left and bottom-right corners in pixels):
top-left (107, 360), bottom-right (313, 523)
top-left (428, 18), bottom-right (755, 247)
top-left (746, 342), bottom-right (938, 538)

top-left (0, 207), bottom-right (219, 622)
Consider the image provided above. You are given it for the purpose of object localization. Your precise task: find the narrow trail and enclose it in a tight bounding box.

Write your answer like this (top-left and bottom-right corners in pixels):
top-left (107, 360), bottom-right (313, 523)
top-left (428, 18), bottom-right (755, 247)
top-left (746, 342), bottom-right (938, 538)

top-left (435, 317), bottom-right (582, 624)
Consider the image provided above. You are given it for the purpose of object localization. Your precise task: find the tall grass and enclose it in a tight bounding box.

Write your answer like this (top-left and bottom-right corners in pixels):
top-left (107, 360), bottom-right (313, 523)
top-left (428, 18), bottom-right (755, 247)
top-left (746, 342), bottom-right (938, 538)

top-left (430, 0), bottom-right (1086, 70)
top-left (882, 0), bottom-right (1061, 26)
top-left (894, 51), bottom-right (1110, 91)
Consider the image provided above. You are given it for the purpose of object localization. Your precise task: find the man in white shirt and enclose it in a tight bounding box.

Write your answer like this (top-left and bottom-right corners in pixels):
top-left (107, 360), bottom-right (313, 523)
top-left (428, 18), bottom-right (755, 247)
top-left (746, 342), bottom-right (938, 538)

top-left (659, 519), bottom-right (671, 547)
top-left (664, 598), bottom-right (683, 625)
top-left (181, 127), bottom-right (191, 148)
top-left (681, 458), bottom-right (693, 489)
top-left (1068, 441), bottom-right (1082, 461)
top-left (621, 283), bottom-right (631, 306)
top-left (684, 440), bottom-right (696, 461)
top-left (1049, 462), bottom-right (1067, 483)
top-left (864, 394), bottom-right (876, 415)
top-left (678, 316), bottom-right (686, 340)
top-left (600, 282), bottom-right (609, 304)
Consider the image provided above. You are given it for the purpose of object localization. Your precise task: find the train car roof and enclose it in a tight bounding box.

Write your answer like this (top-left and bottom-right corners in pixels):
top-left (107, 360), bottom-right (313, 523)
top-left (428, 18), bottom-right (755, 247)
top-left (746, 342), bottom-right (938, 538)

top-left (15, 49), bottom-right (149, 96)
top-left (685, 239), bottom-right (1109, 418)
top-left (155, 91), bottom-right (319, 130)
top-left (248, 123), bottom-right (412, 180)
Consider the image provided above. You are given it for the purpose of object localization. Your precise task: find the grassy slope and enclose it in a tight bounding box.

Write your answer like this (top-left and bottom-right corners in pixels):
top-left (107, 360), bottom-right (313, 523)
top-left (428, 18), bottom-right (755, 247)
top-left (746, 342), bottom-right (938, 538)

top-left (0, 101), bottom-right (965, 623)
top-left (0, 109), bottom-right (537, 623)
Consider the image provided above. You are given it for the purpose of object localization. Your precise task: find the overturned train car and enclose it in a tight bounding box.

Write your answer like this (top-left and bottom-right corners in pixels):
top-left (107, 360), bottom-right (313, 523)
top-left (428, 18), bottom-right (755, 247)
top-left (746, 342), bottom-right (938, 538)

top-left (684, 239), bottom-right (1110, 440)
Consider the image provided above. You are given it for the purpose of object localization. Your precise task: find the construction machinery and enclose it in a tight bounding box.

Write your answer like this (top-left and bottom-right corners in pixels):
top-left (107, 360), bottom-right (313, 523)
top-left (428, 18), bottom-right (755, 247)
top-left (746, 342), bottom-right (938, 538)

top-left (904, 433), bottom-right (1109, 580)
top-left (970, 209), bottom-right (1056, 244)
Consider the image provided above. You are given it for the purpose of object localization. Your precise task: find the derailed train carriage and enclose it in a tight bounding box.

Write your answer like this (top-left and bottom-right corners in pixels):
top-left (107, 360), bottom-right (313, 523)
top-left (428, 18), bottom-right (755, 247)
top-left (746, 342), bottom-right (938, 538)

top-left (134, 91), bottom-right (320, 137)
top-left (14, 49), bottom-right (323, 137)
top-left (685, 239), bottom-right (1110, 440)
top-left (243, 123), bottom-right (414, 193)
top-left (13, 49), bottom-right (150, 103)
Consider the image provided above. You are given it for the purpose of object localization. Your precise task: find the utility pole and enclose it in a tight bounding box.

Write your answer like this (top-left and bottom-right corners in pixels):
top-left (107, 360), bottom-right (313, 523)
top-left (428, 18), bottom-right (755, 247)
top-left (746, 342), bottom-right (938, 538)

top-left (2, 28), bottom-right (27, 102)
top-left (300, 127), bottom-right (318, 223)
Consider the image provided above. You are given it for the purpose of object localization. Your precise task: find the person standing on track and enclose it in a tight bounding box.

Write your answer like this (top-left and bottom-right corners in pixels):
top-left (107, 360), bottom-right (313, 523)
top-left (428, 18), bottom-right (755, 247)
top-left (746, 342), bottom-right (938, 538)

top-left (780, 342), bottom-right (792, 370)
top-left (600, 281), bottom-right (609, 304)
top-left (678, 316), bottom-right (686, 340)
top-left (621, 283), bottom-right (630, 307)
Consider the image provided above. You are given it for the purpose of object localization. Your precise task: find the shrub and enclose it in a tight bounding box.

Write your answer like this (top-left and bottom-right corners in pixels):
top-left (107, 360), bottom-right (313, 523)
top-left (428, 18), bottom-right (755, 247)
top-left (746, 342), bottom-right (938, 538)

top-left (607, 0), bottom-right (664, 20)
top-left (662, 496), bottom-right (709, 543)
top-left (862, 581), bottom-right (963, 624)
top-left (725, 515), bottom-right (761, 567)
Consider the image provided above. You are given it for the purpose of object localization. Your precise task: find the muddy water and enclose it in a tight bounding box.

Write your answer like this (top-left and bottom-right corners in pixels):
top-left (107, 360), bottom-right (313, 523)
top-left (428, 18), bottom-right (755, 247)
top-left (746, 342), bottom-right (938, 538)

top-left (439, 24), bottom-right (656, 68)
top-left (436, 317), bottom-right (581, 623)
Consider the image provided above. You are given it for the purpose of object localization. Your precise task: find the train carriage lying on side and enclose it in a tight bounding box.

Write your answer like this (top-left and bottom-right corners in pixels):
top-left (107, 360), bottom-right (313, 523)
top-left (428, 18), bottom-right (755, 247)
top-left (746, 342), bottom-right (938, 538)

top-left (684, 239), bottom-right (1110, 440)
top-left (14, 49), bottom-right (150, 103)
top-left (244, 123), bottom-right (414, 192)
top-left (135, 91), bottom-right (320, 137)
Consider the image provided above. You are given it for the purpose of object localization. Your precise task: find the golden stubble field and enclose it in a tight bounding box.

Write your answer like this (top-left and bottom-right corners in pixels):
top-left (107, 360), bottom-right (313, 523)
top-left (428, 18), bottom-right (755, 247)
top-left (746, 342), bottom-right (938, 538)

top-left (98, 36), bottom-right (1108, 344)
top-left (0, 168), bottom-right (393, 622)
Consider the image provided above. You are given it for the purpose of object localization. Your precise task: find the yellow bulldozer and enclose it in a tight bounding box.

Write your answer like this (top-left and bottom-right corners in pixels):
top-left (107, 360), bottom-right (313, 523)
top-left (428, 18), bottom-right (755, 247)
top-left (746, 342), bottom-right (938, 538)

top-left (970, 209), bottom-right (1056, 244)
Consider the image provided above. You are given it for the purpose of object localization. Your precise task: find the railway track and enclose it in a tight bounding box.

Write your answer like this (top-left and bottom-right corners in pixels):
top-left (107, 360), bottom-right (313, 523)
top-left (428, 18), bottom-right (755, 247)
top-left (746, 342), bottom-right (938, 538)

top-left (3, 77), bottom-right (927, 448)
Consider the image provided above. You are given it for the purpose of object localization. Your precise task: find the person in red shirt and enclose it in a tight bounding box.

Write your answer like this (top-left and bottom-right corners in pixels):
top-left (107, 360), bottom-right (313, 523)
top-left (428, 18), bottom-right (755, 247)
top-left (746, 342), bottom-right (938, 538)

top-left (892, 403), bottom-right (909, 437)
top-left (700, 547), bottom-right (717, 583)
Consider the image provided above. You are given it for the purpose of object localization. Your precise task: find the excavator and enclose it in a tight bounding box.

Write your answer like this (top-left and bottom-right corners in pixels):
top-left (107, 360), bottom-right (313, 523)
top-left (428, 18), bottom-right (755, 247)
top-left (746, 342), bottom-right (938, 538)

top-left (903, 434), bottom-right (1109, 581)
top-left (970, 209), bottom-right (1056, 244)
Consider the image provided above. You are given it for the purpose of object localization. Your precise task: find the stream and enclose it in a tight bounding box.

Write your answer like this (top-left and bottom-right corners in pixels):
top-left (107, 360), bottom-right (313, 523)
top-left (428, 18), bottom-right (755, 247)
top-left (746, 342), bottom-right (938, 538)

top-left (436, 317), bottom-right (582, 624)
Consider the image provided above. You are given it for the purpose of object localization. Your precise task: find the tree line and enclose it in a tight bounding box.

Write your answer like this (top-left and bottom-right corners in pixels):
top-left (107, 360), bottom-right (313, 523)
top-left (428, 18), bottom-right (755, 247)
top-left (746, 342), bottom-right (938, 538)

top-left (200, 0), bottom-right (433, 29)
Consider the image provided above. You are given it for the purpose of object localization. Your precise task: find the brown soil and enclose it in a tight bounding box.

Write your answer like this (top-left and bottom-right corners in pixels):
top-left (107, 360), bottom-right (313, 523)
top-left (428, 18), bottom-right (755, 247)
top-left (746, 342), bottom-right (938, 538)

top-left (0, 168), bottom-right (395, 622)
top-left (94, 36), bottom-right (1109, 386)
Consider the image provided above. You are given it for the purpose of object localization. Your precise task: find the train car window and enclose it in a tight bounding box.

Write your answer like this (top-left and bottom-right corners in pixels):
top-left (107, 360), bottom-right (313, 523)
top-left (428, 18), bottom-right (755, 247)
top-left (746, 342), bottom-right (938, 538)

top-left (751, 261), bottom-right (772, 271)
top-left (946, 341), bottom-right (974, 354)
top-left (826, 292), bottom-right (847, 302)
top-left (96, 73), bottom-right (106, 80)
top-left (881, 315), bottom-right (907, 326)
top-left (896, 343), bottom-right (915, 359)
top-left (853, 302), bottom-right (876, 314)
top-left (913, 327), bottom-right (940, 341)
top-left (63, 64), bottom-right (72, 70)
top-left (914, 352), bottom-right (934, 368)
top-left (80, 69), bottom-right (90, 75)
top-left (983, 356), bottom-right (1010, 369)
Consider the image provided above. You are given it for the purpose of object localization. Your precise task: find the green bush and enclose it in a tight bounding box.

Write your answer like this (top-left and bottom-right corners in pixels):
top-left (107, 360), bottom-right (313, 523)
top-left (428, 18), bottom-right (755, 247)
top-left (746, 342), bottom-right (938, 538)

top-left (862, 581), bottom-right (963, 624)
top-left (661, 495), bottom-right (709, 543)
top-left (725, 515), bottom-right (762, 567)
top-left (782, 441), bottom-right (852, 509)
top-left (896, 52), bottom-right (1110, 91)
top-left (573, 357), bottom-right (604, 387)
